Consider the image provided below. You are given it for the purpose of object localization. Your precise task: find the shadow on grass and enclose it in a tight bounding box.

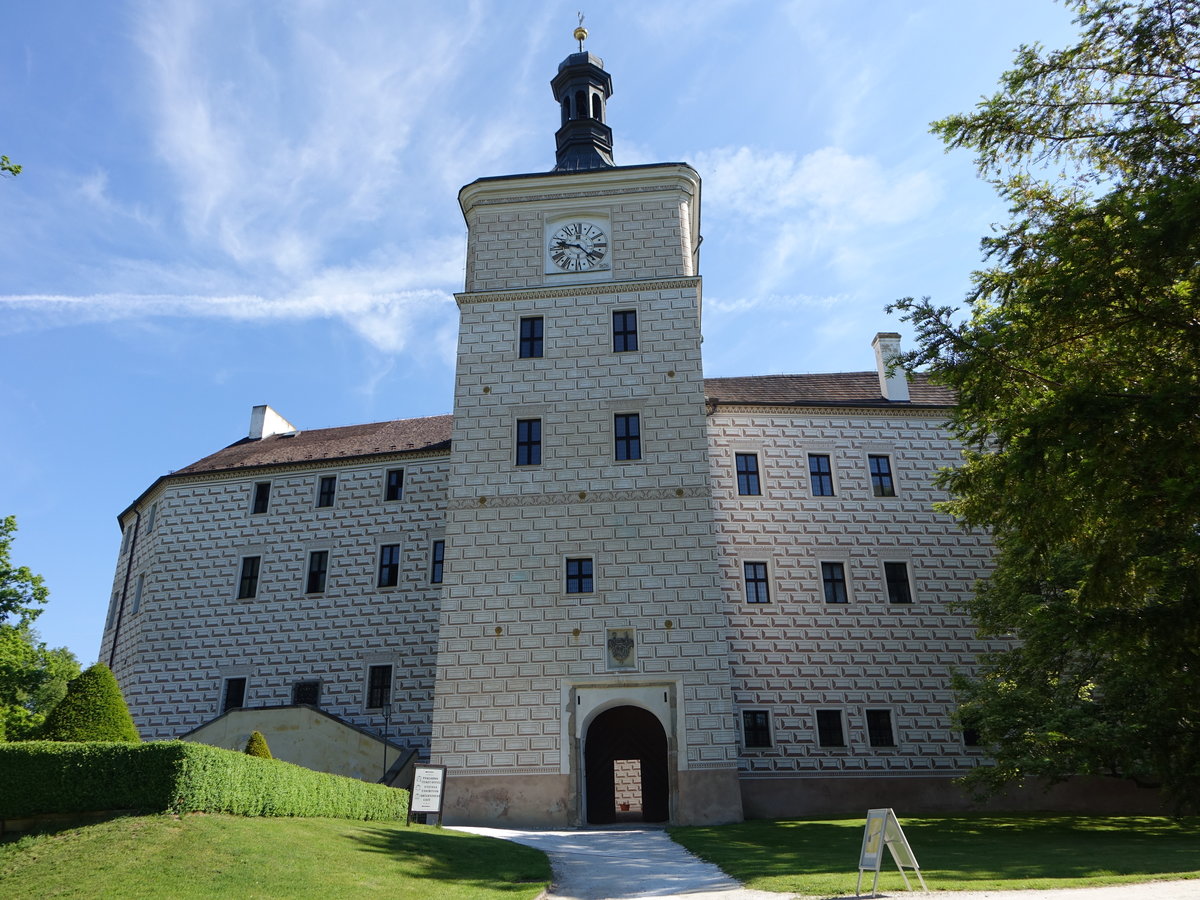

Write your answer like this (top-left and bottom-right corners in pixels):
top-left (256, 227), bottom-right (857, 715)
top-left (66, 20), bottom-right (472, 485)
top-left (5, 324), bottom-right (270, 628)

top-left (346, 823), bottom-right (551, 895)
top-left (670, 814), bottom-right (1200, 887)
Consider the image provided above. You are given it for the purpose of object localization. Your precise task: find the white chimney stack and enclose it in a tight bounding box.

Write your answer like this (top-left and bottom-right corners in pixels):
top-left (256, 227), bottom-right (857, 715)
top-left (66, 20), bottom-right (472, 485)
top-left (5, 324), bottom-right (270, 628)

top-left (249, 405), bottom-right (298, 440)
top-left (871, 332), bottom-right (910, 402)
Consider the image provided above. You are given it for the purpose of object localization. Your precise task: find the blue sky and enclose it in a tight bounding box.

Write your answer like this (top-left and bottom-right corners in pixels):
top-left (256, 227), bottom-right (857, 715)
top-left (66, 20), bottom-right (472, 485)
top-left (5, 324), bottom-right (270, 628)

top-left (1, 1), bottom-right (1079, 664)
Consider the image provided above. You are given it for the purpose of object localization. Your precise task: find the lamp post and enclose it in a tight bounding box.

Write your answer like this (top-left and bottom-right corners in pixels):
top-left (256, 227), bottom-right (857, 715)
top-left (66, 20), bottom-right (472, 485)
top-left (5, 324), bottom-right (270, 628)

top-left (381, 699), bottom-right (391, 782)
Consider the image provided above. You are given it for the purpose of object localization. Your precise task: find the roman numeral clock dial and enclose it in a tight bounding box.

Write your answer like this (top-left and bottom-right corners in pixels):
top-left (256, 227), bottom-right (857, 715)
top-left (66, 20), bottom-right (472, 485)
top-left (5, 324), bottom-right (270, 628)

top-left (548, 221), bottom-right (608, 272)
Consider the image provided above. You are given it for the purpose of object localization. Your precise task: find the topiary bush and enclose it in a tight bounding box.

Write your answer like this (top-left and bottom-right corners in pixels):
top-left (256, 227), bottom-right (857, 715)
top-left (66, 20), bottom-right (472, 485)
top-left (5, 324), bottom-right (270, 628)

top-left (244, 730), bottom-right (272, 759)
top-left (40, 663), bottom-right (139, 743)
top-left (0, 741), bottom-right (409, 821)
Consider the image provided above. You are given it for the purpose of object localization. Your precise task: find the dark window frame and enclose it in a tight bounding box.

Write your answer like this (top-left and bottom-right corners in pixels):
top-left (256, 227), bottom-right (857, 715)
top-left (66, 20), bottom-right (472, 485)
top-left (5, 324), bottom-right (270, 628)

top-left (306, 550), bottom-right (329, 594)
top-left (884, 561), bottom-right (913, 604)
top-left (222, 677), bottom-right (247, 713)
top-left (516, 418), bottom-right (542, 466)
top-left (866, 708), bottom-right (897, 748)
top-left (237, 555), bottom-right (261, 599)
top-left (808, 454), bottom-right (834, 496)
top-left (743, 561), bottom-right (770, 604)
top-left (430, 540), bottom-right (445, 585)
top-left (519, 316), bottom-right (544, 359)
top-left (378, 544), bottom-right (401, 588)
top-left (614, 413), bottom-right (641, 461)
top-left (742, 709), bottom-right (772, 748)
top-left (612, 309), bottom-right (638, 352)
top-left (868, 454), bottom-right (897, 497)
top-left (565, 557), bottom-right (594, 594)
top-left (385, 468), bottom-right (404, 502)
top-left (735, 452), bottom-right (762, 496)
top-left (821, 561), bottom-right (849, 604)
top-left (251, 482), bottom-right (271, 514)
top-left (317, 475), bottom-right (337, 508)
top-left (366, 664), bottom-right (392, 709)
top-left (292, 680), bottom-right (321, 707)
top-left (816, 709), bottom-right (846, 747)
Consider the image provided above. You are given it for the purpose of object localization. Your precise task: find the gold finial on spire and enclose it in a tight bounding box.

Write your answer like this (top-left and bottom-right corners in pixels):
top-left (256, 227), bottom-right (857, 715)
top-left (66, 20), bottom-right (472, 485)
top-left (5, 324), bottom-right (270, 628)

top-left (573, 11), bottom-right (588, 51)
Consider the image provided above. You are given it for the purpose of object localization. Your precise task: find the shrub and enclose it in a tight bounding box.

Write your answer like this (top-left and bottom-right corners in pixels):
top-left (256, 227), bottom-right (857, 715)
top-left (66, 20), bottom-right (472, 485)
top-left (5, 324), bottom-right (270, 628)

top-left (40, 663), bottom-right (139, 743)
top-left (244, 731), bottom-right (272, 758)
top-left (0, 741), bottom-right (408, 821)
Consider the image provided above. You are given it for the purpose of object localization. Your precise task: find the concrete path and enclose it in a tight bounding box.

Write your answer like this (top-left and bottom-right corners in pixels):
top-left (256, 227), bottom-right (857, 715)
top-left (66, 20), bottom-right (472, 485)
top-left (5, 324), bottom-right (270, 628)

top-left (452, 825), bottom-right (1200, 900)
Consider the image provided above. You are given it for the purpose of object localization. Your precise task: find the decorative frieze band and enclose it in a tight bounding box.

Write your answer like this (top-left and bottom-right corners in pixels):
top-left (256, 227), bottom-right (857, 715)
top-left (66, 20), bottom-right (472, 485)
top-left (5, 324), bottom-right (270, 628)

top-left (469, 182), bottom-right (693, 208)
top-left (448, 484), bottom-right (710, 511)
top-left (456, 277), bottom-right (701, 306)
top-left (450, 766), bottom-right (562, 777)
top-left (709, 404), bottom-right (952, 419)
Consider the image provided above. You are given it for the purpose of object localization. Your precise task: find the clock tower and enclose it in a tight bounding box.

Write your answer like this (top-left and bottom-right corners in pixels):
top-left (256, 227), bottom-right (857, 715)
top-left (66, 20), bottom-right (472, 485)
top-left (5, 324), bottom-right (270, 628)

top-left (430, 34), bottom-right (743, 826)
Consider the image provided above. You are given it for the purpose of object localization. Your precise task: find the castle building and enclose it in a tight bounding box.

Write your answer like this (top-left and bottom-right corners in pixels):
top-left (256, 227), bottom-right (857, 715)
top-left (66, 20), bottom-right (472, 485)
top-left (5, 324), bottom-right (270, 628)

top-left (100, 40), bottom-right (1001, 826)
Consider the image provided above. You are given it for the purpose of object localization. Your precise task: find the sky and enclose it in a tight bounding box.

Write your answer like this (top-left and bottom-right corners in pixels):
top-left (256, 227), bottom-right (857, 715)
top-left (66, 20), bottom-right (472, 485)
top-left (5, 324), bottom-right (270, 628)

top-left (0, 0), bottom-right (1081, 665)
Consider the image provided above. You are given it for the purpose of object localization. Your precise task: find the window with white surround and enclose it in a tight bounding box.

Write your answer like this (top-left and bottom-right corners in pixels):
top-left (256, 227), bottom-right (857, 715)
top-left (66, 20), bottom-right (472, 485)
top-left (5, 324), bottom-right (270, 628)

top-left (612, 309), bottom-right (638, 352)
top-left (735, 453), bottom-right (762, 495)
top-left (808, 454), bottom-right (835, 496)
top-left (868, 454), bottom-right (897, 497)
top-left (222, 677), bottom-right (247, 713)
top-left (742, 710), bottom-right (773, 748)
top-left (307, 550), bottom-right (329, 594)
top-left (366, 665), bottom-right (392, 709)
top-left (565, 557), bottom-right (593, 593)
top-left (883, 561), bottom-right (913, 604)
top-left (519, 316), bottom-right (544, 359)
top-left (378, 545), bottom-right (400, 588)
top-left (516, 418), bottom-right (542, 466)
top-left (251, 482), bottom-right (270, 515)
top-left (815, 709), bottom-right (846, 747)
top-left (821, 561), bottom-right (850, 604)
top-left (743, 561), bottom-right (771, 604)
top-left (866, 708), bottom-right (897, 747)
top-left (237, 556), bottom-right (261, 599)
top-left (384, 469), bottom-right (404, 502)
top-left (316, 475), bottom-right (337, 508)
top-left (614, 413), bottom-right (641, 461)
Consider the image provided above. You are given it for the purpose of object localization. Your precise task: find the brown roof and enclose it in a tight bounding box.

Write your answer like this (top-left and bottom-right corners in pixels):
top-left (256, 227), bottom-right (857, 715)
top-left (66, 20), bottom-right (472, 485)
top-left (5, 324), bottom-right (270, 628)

top-left (704, 371), bottom-right (954, 408)
top-left (166, 373), bottom-right (951, 479)
top-left (174, 414), bottom-right (454, 476)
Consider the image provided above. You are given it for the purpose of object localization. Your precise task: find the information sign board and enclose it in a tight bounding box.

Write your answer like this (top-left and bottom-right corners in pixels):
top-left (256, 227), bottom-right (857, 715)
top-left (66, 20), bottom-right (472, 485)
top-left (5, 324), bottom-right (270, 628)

top-left (410, 765), bottom-right (447, 821)
top-left (855, 808), bottom-right (927, 896)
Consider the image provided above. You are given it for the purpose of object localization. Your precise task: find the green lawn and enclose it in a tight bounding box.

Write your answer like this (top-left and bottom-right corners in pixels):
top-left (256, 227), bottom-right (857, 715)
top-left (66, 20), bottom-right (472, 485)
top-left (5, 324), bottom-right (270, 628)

top-left (0, 814), bottom-right (550, 899)
top-left (669, 814), bottom-right (1200, 896)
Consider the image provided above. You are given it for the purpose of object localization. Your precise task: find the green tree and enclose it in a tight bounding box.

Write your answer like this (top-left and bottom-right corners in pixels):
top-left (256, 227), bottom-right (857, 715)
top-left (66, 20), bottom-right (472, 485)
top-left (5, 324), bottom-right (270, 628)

top-left (892, 0), bottom-right (1200, 810)
top-left (0, 156), bottom-right (18, 177)
top-left (244, 730), bottom-right (272, 759)
top-left (40, 663), bottom-right (140, 743)
top-left (0, 517), bottom-right (77, 741)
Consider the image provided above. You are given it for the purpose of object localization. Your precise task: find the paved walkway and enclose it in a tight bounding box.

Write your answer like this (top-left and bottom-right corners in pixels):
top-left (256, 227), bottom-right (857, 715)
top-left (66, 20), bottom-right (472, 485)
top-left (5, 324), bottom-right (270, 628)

top-left (452, 825), bottom-right (1200, 900)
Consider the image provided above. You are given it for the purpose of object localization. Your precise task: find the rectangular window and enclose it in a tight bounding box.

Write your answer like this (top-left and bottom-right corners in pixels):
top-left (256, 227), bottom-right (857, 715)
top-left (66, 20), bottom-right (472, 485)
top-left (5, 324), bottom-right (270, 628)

top-left (238, 556), bottom-right (261, 599)
top-left (292, 680), bottom-right (321, 707)
top-left (378, 544), bottom-right (401, 588)
top-left (868, 454), bottom-right (896, 497)
top-left (130, 573), bottom-right (145, 614)
top-left (366, 664), bottom-right (393, 709)
top-left (565, 558), bottom-right (593, 594)
top-left (808, 454), bottom-right (834, 496)
top-left (963, 727), bottom-right (982, 747)
top-left (821, 562), bottom-right (848, 604)
top-left (317, 475), bottom-right (337, 507)
top-left (884, 561), bottom-right (913, 604)
top-left (816, 709), bottom-right (846, 747)
top-left (866, 709), bottom-right (896, 747)
top-left (613, 309), bottom-right (638, 352)
top-left (614, 413), bottom-right (641, 461)
top-left (385, 468), bottom-right (404, 502)
top-left (146, 502), bottom-right (157, 533)
top-left (516, 419), bottom-right (542, 466)
top-left (519, 316), bottom-right (544, 359)
top-left (735, 453), bottom-right (761, 496)
top-left (222, 677), bottom-right (247, 713)
top-left (106, 592), bottom-right (119, 630)
top-left (430, 540), bottom-right (445, 585)
top-left (307, 550), bottom-right (329, 594)
top-left (251, 482), bottom-right (271, 514)
top-left (742, 710), bottom-right (772, 748)
top-left (743, 561), bottom-right (770, 604)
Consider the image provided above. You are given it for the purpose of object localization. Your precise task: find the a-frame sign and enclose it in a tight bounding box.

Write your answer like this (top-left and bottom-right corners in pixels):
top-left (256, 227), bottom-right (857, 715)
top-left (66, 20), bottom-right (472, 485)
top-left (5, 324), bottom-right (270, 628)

top-left (856, 807), bottom-right (928, 897)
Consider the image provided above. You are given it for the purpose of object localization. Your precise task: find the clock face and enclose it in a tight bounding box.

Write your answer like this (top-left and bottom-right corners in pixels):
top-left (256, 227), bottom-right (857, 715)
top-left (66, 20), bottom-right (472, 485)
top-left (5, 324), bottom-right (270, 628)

top-left (548, 221), bottom-right (608, 272)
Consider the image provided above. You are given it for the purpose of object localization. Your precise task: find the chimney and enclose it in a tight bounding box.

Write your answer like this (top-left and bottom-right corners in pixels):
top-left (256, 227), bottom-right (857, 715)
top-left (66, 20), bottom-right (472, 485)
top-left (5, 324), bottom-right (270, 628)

top-left (249, 405), bottom-right (298, 440)
top-left (871, 333), bottom-right (910, 402)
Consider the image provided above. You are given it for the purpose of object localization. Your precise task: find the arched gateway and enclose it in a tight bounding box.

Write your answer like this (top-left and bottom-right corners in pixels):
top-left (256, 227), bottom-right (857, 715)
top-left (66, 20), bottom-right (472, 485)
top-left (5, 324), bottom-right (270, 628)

top-left (583, 705), bottom-right (669, 824)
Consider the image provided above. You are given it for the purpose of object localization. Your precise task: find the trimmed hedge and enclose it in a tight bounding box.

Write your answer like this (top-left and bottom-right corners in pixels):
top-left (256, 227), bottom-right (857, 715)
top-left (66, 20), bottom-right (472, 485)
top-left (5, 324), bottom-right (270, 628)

top-left (40, 663), bottom-right (140, 743)
top-left (0, 741), bottom-right (408, 821)
top-left (244, 730), bottom-right (272, 759)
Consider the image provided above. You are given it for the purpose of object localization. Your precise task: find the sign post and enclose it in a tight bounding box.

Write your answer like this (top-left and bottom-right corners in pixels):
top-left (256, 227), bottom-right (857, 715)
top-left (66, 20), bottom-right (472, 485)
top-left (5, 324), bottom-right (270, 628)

top-left (408, 764), bottom-right (447, 827)
top-left (856, 808), bottom-right (927, 897)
